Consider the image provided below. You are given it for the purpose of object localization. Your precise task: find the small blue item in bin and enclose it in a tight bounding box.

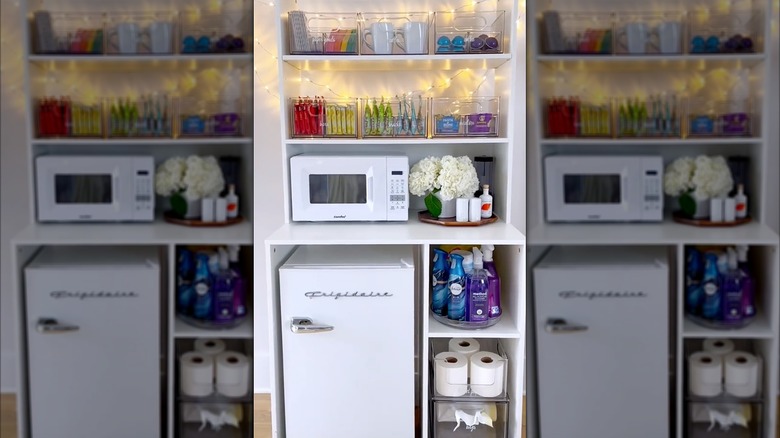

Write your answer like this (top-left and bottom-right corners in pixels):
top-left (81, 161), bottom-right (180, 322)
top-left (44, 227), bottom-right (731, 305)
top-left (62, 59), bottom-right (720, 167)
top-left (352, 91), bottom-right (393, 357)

top-left (197, 36), bottom-right (211, 53)
top-left (437, 35), bottom-right (451, 53)
top-left (452, 35), bottom-right (466, 52)
top-left (182, 36), bottom-right (197, 53)
top-left (436, 115), bottom-right (461, 134)
top-left (705, 36), bottom-right (720, 53)
top-left (181, 116), bottom-right (206, 135)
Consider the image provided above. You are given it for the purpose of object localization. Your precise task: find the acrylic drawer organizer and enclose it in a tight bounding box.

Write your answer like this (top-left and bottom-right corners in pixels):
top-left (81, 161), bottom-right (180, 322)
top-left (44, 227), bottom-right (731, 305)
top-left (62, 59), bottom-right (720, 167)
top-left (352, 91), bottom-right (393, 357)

top-left (106, 95), bottom-right (173, 138)
top-left (290, 97), bottom-right (358, 138)
top-left (434, 11), bottom-right (505, 55)
top-left (687, 11), bottom-right (762, 54)
top-left (31, 11), bottom-right (105, 55)
top-left (104, 13), bottom-right (176, 55)
top-left (359, 12), bottom-right (431, 55)
top-left (179, 10), bottom-right (249, 54)
top-left (431, 400), bottom-right (508, 438)
top-left (361, 96), bottom-right (428, 138)
top-left (613, 12), bottom-right (684, 55)
top-left (687, 100), bottom-right (754, 137)
top-left (35, 97), bottom-right (103, 138)
top-left (432, 97), bottom-right (499, 137)
top-left (287, 11), bottom-right (359, 55)
top-left (615, 95), bottom-right (681, 138)
top-left (539, 11), bottom-right (613, 54)
top-left (430, 338), bottom-right (509, 400)
top-left (179, 99), bottom-right (244, 137)
top-left (544, 97), bottom-right (611, 138)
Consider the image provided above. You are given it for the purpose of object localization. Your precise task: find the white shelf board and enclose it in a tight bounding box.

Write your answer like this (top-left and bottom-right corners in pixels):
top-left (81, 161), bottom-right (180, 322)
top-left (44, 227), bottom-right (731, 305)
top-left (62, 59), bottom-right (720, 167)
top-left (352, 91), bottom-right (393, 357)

top-left (32, 138), bottom-right (253, 146)
top-left (11, 220), bottom-right (252, 245)
top-left (265, 213), bottom-right (525, 245)
top-left (682, 314), bottom-right (774, 339)
top-left (428, 313), bottom-right (522, 338)
top-left (528, 220), bottom-right (780, 246)
top-left (539, 137), bottom-right (764, 146)
top-left (173, 315), bottom-right (253, 339)
top-left (536, 53), bottom-right (766, 71)
top-left (28, 53), bottom-right (253, 71)
top-left (282, 53), bottom-right (512, 71)
top-left (286, 137), bottom-right (510, 145)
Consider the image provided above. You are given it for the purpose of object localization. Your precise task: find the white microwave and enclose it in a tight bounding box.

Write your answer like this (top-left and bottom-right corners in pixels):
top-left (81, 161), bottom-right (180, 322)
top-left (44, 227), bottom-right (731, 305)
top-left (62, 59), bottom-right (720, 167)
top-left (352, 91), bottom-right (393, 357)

top-left (544, 155), bottom-right (663, 222)
top-left (290, 154), bottom-right (409, 222)
top-left (36, 155), bottom-right (155, 222)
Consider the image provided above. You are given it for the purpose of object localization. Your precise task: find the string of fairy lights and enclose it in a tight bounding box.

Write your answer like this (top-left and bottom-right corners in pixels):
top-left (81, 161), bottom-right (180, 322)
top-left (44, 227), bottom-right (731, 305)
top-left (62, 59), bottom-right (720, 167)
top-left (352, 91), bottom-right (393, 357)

top-left (253, 0), bottom-right (507, 102)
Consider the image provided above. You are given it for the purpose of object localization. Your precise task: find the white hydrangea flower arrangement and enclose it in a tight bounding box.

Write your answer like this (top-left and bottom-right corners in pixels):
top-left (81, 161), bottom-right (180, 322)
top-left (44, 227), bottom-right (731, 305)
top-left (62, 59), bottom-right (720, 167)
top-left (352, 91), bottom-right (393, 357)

top-left (155, 155), bottom-right (225, 218)
top-left (664, 155), bottom-right (733, 218)
top-left (409, 155), bottom-right (480, 218)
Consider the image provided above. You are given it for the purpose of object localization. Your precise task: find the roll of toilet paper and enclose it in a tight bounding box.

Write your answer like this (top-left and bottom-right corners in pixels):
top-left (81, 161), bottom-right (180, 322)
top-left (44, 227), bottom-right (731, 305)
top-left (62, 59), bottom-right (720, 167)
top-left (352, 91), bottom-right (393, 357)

top-left (215, 351), bottom-right (250, 397)
top-left (724, 351), bottom-right (759, 398)
top-left (688, 352), bottom-right (723, 397)
top-left (180, 352), bottom-right (214, 397)
top-left (448, 338), bottom-right (481, 360)
top-left (703, 339), bottom-right (735, 357)
top-left (194, 338), bottom-right (226, 356)
top-left (434, 351), bottom-right (469, 397)
top-left (469, 351), bottom-right (505, 398)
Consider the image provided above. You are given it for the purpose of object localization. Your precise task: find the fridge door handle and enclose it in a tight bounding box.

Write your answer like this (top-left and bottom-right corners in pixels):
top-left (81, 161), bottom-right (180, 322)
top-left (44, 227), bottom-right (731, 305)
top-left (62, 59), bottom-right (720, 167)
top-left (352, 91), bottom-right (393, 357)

top-left (545, 317), bottom-right (588, 334)
top-left (36, 317), bottom-right (80, 334)
top-left (291, 317), bottom-right (334, 334)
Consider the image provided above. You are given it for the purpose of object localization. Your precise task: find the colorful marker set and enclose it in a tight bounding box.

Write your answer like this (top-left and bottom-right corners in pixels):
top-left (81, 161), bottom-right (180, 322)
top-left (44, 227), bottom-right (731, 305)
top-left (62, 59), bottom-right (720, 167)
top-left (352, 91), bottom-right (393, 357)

top-left (546, 97), bottom-right (610, 137)
top-left (108, 95), bottom-right (171, 137)
top-left (617, 95), bottom-right (680, 137)
top-left (37, 97), bottom-right (102, 137)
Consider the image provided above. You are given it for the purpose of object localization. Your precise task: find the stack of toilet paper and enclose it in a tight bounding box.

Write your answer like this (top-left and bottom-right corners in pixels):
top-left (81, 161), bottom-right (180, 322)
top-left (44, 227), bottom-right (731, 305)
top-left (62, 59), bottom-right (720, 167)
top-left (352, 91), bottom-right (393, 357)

top-left (688, 338), bottom-right (761, 398)
top-left (434, 338), bottom-right (506, 398)
top-left (179, 338), bottom-right (251, 398)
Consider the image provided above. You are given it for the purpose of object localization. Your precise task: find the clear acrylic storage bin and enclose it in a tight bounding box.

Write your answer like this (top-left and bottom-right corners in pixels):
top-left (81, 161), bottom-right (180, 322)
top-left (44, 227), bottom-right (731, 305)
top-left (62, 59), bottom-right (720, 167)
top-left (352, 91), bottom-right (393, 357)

top-left (35, 97), bottom-right (103, 138)
top-left (287, 12), bottom-right (359, 55)
top-left (687, 99), bottom-right (754, 137)
top-left (432, 97), bottom-right (500, 137)
top-left (179, 10), bottom-right (249, 54)
top-left (31, 11), bottom-right (105, 54)
top-left (686, 402), bottom-right (762, 438)
top-left (289, 97), bottom-right (358, 138)
top-left (432, 400), bottom-right (508, 438)
top-left (361, 96), bottom-right (428, 138)
top-left (430, 338), bottom-right (508, 400)
top-left (179, 98), bottom-right (244, 137)
top-left (544, 97), bottom-right (612, 138)
top-left (613, 12), bottom-right (684, 55)
top-left (615, 95), bottom-right (682, 138)
top-left (433, 11), bottom-right (505, 54)
top-left (104, 13), bottom-right (176, 55)
top-left (106, 95), bottom-right (173, 138)
top-left (539, 11), bottom-right (614, 54)
top-left (359, 12), bottom-right (431, 55)
top-left (688, 11), bottom-right (762, 54)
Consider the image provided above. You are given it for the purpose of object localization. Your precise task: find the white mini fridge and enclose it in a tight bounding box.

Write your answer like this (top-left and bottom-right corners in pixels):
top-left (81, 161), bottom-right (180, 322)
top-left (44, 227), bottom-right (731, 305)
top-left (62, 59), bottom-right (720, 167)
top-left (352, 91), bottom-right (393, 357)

top-left (279, 245), bottom-right (416, 438)
top-left (533, 246), bottom-right (670, 438)
top-left (24, 246), bottom-right (161, 438)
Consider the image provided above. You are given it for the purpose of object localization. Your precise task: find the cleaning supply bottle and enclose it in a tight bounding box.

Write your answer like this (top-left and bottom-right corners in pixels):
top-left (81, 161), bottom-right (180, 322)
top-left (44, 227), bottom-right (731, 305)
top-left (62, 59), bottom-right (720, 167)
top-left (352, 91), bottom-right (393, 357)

top-left (736, 245), bottom-right (755, 318)
top-left (467, 248), bottom-right (489, 322)
top-left (212, 248), bottom-right (236, 325)
top-left (701, 252), bottom-right (722, 321)
top-left (193, 252), bottom-right (214, 321)
top-left (481, 244), bottom-right (502, 319)
top-left (721, 248), bottom-right (744, 325)
top-left (431, 248), bottom-right (450, 316)
top-left (227, 245), bottom-right (247, 319)
top-left (177, 248), bottom-right (196, 316)
top-left (451, 250), bottom-right (473, 275)
top-left (685, 247), bottom-right (705, 316)
top-left (446, 253), bottom-right (467, 321)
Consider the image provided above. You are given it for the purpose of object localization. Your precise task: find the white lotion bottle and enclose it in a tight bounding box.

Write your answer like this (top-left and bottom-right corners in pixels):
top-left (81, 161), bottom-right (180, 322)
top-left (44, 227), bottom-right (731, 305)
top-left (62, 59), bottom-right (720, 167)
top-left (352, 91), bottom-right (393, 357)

top-left (734, 184), bottom-right (748, 219)
top-left (479, 184), bottom-right (493, 218)
top-left (226, 184), bottom-right (239, 219)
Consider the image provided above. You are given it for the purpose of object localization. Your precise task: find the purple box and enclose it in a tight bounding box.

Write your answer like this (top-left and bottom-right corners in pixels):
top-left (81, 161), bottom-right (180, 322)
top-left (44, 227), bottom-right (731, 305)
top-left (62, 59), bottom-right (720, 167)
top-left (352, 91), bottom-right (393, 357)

top-left (212, 112), bottom-right (241, 136)
top-left (720, 112), bottom-right (749, 136)
top-left (466, 113), bottom-right (494, 135)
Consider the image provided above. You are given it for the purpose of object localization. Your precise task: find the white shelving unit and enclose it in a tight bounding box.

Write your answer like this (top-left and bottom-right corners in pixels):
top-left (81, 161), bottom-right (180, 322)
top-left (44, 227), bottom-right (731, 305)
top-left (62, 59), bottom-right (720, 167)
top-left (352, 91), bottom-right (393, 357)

top-left (11, 1), bottom-right (257, 437)
top-left (526, 0), bottom-right (779, 437)
top-left (261, 1), bottom-right (526, 438)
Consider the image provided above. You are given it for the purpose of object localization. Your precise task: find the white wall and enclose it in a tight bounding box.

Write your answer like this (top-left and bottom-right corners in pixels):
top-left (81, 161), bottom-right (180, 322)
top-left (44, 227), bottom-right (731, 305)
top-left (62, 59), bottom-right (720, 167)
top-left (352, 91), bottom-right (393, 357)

top-left (0, 0), bottom-right (29, 393)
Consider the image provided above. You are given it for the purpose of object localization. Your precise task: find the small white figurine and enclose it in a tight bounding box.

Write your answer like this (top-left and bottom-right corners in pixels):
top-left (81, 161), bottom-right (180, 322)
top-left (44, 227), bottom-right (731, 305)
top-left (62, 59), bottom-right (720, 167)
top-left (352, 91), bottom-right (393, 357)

top-left (199, 410), bottom-right (240, 432)
top-left (707, 409), bottom-right (748, 432)
top-left (453, 409), bottom-right (494, 432)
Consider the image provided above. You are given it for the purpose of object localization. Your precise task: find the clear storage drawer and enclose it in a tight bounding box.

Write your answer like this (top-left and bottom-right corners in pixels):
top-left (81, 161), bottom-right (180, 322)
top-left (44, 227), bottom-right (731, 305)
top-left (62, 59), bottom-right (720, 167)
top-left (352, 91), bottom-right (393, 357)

top-left (432, 400), bottom-right (508, 438)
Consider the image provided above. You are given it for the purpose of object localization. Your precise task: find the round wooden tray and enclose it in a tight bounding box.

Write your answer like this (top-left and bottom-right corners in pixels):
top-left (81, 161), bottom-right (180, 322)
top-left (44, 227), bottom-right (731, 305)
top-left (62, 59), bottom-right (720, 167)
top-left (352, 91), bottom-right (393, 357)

top-left (418, 211), bottom-right (498, 226)
top-left (672, 212), bottom-right (751, 227)
top-left (163, 211), bottom-right (244, 227)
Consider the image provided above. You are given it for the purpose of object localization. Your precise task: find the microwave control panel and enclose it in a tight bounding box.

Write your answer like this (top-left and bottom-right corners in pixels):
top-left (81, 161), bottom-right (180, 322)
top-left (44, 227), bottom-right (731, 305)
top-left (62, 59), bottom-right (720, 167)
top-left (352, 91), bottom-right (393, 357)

top-left (387, 156), bottom-right (409, 221)
top-left (641, 157), bottom-right (663, 221)
top-left (133, 157), bottom-right (155, 220)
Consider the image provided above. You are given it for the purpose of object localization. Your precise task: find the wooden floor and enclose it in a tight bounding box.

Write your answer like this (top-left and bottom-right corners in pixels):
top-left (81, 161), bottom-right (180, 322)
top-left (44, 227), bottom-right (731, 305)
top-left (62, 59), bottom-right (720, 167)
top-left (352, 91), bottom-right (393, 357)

top-left (3, 393), bottom-right (777, 437)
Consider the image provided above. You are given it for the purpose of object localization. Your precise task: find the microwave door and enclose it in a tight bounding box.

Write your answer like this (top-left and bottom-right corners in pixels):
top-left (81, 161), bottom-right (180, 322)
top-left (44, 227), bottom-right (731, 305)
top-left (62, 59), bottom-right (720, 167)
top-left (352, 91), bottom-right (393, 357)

top-left (39, 169), bottom-right (123, 221)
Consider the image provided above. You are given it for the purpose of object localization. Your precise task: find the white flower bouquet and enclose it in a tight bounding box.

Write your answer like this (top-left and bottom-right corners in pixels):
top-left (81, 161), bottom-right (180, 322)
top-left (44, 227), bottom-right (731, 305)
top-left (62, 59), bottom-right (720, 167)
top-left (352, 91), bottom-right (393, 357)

top-left (664, 155), bottom-right (733, 218)
top-left (155, 155), bottom-right (225, 218)
top-left (409, 155), bottom-right (480, 218)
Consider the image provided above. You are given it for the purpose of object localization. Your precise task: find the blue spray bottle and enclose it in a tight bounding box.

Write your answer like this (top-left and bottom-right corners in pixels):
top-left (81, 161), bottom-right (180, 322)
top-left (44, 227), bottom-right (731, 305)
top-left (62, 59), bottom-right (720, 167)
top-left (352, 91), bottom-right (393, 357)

top-left (447, 253), bottom-right (467, 321)
top-left (701, 252), bottom-right (722, 321)
top-left (192, 252), bottom-right (214, 320)
top-left (431, 248), bottom-right (450, 316)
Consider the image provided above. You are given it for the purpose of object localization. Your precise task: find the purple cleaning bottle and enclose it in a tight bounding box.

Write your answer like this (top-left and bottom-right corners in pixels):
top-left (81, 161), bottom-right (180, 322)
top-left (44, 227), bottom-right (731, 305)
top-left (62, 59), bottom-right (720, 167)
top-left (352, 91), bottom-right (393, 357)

top-left (481, 244), bottom-right (502, 319)
top-left (467, 248), bottom-right (489, 323)
top-left (212, 248), bottom-right (235, 325)
top-left (720, 248), bottom-right (744, 326)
